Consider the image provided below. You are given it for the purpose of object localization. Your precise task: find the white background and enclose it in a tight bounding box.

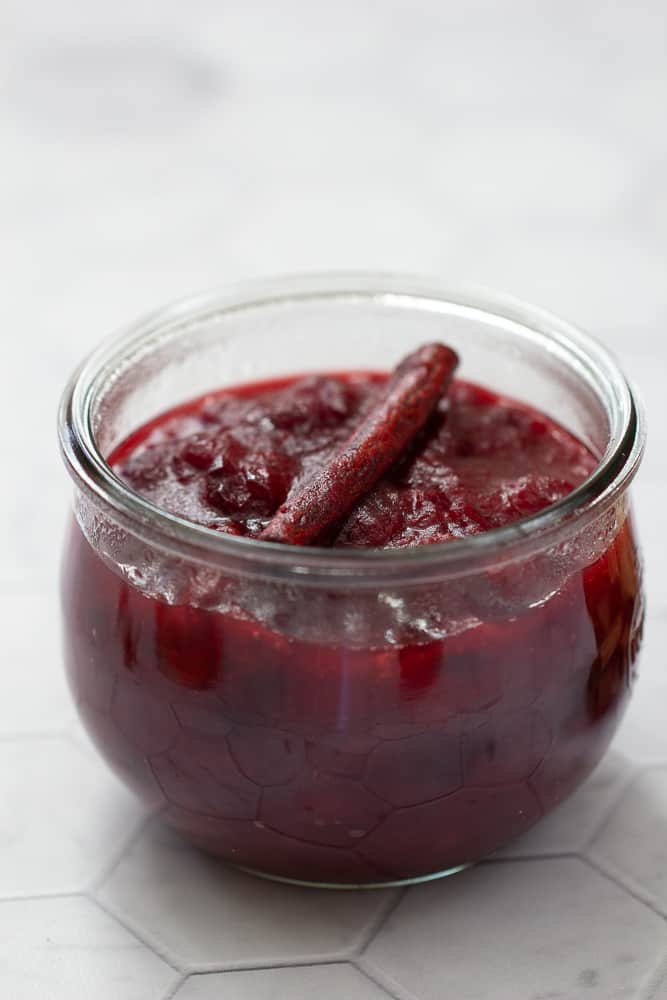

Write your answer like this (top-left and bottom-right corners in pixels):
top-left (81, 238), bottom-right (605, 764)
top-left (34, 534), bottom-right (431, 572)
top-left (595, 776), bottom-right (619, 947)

top-left (1, 2), bottom-right (666, 998)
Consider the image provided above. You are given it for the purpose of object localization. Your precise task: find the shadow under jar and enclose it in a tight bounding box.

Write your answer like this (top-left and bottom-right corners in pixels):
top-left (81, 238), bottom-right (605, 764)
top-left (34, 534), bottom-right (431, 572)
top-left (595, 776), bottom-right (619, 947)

top-left (58, 274), bottom-right (645, 887)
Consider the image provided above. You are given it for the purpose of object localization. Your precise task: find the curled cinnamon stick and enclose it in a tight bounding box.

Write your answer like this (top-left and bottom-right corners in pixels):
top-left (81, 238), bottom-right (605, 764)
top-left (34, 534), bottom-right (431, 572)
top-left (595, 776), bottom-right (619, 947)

top-left (260, 342), bottom-right (459, 546)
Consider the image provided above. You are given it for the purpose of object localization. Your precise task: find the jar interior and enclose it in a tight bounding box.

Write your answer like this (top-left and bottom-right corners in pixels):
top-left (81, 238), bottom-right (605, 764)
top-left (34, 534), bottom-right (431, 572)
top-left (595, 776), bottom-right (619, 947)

top-left (88, 288), bottom-right (618, 463)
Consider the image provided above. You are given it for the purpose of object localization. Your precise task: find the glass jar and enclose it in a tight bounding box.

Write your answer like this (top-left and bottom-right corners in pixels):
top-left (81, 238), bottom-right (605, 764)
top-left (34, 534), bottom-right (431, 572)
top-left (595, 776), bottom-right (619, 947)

top-left (58, 274), bottom-right (645, 887)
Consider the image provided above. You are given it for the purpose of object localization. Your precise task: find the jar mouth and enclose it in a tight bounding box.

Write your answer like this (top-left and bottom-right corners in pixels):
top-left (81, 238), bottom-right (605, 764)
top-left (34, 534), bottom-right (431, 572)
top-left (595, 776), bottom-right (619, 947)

top-left (58, 272), bottom-right (645, 583)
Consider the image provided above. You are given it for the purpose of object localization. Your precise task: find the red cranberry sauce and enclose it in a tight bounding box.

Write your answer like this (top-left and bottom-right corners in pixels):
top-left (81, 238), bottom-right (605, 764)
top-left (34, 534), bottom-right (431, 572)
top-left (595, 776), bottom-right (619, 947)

top-left (61, 373), bottom-right (642, 882)
top-left (111, 373), bottom-right (595, 546)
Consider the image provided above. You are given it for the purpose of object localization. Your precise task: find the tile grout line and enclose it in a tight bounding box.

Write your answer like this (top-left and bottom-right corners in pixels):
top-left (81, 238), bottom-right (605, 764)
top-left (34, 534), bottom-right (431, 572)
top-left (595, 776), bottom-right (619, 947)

top-left (353, 887), bottom-right (408, 956)
top-left (580, 763), bottom-right (643, 851)
top-left (181, 954), bottom-right (356, 976)
top-left (351, 962), bottom-right (413, 1000)
top-left (181, 960), bottom-right (351, 978)
top-left (351, 887), bottom-right (414, 1000)
top-left (162, 958), bottom-right (355, 981)
top-left (83, 893), bottom-right (366, 982)
top-left (582, 854), bottom-right (667, 924)
top-left (160, 972), bottom-right (187, 1000)
top-left (88, 893), bottom-right (184, 976)
top-left (165, 960), bottom-right (404, 1000)
top-left (355, 954), bottom-right (421, 1000)
top-left (0, 889), bottom-right (87, 905)
top-left (639, 948), bottom-right (667, 1000)
top-left (87, 808), bottom-right (162, 894)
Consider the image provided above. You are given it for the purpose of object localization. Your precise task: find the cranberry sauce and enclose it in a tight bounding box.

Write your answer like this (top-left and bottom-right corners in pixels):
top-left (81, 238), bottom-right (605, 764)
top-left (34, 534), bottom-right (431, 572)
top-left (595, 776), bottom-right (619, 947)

top-left (111, 373), bottom-right (595, 546)
top-left (61, 373), bottom-right (643, 883)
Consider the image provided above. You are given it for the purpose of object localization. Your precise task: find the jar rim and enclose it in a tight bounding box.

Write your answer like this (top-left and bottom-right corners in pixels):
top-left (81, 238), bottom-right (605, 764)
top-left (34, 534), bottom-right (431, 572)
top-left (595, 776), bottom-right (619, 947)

top-left (58, 272), bottom-right (645, 583)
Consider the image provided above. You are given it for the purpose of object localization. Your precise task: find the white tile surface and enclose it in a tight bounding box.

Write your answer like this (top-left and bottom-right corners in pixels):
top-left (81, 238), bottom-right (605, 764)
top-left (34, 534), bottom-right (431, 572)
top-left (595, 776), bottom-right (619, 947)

top-left (2, 0), bottom-right (667, 997)
top-left (365, 858), bottom-right (666, 1000)
top-left (0, 896), bottom-right (176, 1000)
top-left (174, 965), bottom-right (389, 1000)
top-left (0, 590), bottom-right (73, 736)
top-left (0, 737), bottom-right (147, 897)
top-left (98, 821), bottom-right (396, 970)
top-left (589, 767), bottom-right (667, 916)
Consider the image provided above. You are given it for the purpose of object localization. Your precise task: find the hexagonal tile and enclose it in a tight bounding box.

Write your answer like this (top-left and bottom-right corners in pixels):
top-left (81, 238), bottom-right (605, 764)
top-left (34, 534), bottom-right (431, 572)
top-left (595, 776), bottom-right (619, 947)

top-left (495, 752), bottom-right (632, 858)
top-left (98, 820), bottom-right (398, 969)
top-left (0, 590), bottom-right (73, 735)
top-left (589, 766), bottom-right (667, 914)
top-left (174, 965), bottom-right (389, 999)
top-left (0, 896), bottom-right (175, 1000)
top-left (364, 858), bottom-right (665, 1000)
top-left (0, 736), bottom-right (147, 896)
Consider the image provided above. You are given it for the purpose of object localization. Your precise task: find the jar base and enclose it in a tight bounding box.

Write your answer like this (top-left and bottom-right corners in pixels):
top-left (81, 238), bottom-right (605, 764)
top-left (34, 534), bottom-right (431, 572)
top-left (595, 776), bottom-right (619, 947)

top-left (234, 861), bottom-right (472, 890)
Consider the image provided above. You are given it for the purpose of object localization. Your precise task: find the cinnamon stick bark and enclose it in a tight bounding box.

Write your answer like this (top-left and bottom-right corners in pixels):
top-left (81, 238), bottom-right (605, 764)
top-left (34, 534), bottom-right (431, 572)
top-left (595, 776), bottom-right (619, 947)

top-left (260, 342), bottom-right (459, 546)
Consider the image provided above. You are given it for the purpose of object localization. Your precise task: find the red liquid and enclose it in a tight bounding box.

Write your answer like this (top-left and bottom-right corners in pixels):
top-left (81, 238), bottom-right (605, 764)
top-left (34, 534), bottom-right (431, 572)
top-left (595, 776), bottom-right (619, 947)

top-left (61, 373), bottom-right (643, 883)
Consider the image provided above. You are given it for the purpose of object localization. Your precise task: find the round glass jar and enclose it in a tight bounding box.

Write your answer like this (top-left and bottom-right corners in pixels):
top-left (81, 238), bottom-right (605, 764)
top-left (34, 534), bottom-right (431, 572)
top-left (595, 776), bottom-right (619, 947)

top-left (58, 274), bottom-right (645, 888)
